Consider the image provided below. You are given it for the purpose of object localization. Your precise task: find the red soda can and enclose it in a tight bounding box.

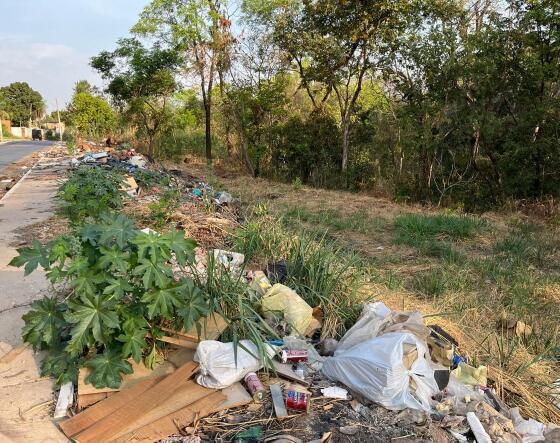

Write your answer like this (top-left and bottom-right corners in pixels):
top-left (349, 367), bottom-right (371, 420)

top-left (285, 385), bottom-right (310, 412)
top-left (244, 372), bottom-right (265, 402)
top-left (281, 349), bottom-right (308, 363)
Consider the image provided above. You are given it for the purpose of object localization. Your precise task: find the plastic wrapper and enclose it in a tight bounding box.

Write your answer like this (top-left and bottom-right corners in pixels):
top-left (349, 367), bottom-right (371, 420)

top-left (261, 284), bottom-right (313, 336)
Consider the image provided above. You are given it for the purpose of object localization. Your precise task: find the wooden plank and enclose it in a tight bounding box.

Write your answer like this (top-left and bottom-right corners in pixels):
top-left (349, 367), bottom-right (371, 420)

top-left (59, 377), bottom-right (163, 438)
top-left (162, 313), bottom-right (228, 341)
top-left (114, 391), bottom-right (226, 443)
top-left (54, 382), bottom-right (74, 419)
top-left (76, 392), bottom-right (111, 411)
top-left (78, 358), bottom-right (176, 395)
top-left (270, 384), bottom-right (288, 418)
top-left (158, 334), bottom-right (198, 349)
top-left (272, 361), bottom-right (310, 386)
top-left (212, 382), bottom-right (252, 412)
top-left (73, 362), bottom-right (198, 443)
top-left (110, 381), bottom-right (214, 440)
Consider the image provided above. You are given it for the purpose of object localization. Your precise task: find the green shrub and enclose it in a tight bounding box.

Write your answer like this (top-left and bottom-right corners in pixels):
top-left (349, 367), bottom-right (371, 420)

top-left (9, 213), bottom-right (204, 388)
top-left (58, 166), bottom-right (126, 222)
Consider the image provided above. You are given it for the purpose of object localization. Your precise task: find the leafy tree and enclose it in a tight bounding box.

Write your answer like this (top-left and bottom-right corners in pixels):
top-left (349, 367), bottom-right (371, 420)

top-left (66, 89), bottom-right (116, 141)
top-left (92, 38), bottom-right (179, 158)
top-left (0, 82), bottom-right (45, 126)
top-left (133, 0), bottom-right (235, 166)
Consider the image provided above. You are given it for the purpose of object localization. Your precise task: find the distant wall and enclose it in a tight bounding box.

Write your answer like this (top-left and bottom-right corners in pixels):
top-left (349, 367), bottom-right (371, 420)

top-left (10, 127), bottom-right (29, 138)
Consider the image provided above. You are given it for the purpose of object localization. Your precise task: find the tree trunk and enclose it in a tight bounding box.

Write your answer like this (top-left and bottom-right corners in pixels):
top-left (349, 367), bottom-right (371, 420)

top-left (341, 115), bottom-right (350, 173)
top-left (204, 100), bottom-right (212, 166)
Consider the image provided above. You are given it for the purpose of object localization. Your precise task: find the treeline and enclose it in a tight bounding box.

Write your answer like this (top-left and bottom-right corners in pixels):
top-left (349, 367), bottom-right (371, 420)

top-left (73, 0), bottom-right (560, 210)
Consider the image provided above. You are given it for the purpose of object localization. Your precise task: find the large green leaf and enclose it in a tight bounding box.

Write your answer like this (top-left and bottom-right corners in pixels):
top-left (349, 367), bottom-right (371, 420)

top-left (175, 279), bottom-right (210, 331)
top-left (84, 348), bottom-right (133, 389)
top-left (98, 214), bottom-right (137, 249)
top-left (117, 329), bottom-right (147, 363)
top-left (41, 346), bottom-right (79, 386)
top-left (22, 297), bottom-right (67, 350)
top-left (132, 231), bottom-right (171, 262)
top-left (103, 277), bottom-right (134, 299)
top-left (9, 240), bottom-right (50, 276)
top-left (133, 258), bottom-right (172, 289)
top-left (71, 269), bottom-right (106, 297)
top-left (165, 228), bottom-right (196, 266)
top-left (64, 293), bottom-right (120, 354)
top-left (98, 245), bottom-right (130, 273)
top-left (141, 286), bottom-right (184, 319)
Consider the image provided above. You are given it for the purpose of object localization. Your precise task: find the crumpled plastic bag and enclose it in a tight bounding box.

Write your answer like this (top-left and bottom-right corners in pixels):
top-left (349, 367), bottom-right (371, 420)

top-left (261, 284), bottom-right (313, 336)
top-left (335, 302), bottom-right (430, 355)
top-left (283, 335), bottom-right (325, 371)
top-left (194, 340), bottom-right (275, 389)
top-left (510, 407), bottom-right (545, 443)
top-left (322, 332), bottom-right (439, 411)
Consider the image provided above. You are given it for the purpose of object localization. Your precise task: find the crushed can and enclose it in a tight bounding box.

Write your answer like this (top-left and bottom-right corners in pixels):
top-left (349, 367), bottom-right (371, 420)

top-left (281, 349), bottom-right (308, 364)
top-left (285, 384), bottom-right (310, 412)
top-left (244, 372), bottom-right (265, 402)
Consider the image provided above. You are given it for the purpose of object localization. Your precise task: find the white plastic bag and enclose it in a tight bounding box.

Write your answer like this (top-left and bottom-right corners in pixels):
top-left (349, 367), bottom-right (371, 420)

top-left (194, 340), bottom-right (275, 389)
top-left (322, 332), bottom-right (439, 411)
top-left (510, 407), bottom-right (545, 443)
top-left (335, 302), bottom-right (430, 355)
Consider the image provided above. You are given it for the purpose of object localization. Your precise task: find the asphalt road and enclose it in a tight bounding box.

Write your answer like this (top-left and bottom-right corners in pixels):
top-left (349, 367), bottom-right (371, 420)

top-left (0, 140), bottom-right (53, 171)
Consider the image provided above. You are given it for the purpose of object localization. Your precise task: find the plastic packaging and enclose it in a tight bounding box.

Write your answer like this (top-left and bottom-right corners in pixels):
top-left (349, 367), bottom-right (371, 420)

top-left (261, 284), bottom-right (313, 336)
top-left (194, 340), bottom-right (275, 389)
top-left (451, 362), bottom-right (488, 387)
top-left (322, 332), bottom-right (439, 411)
top-left (335, 302), bottom-right (430, 355)
top-left (510, 407), bottom-right (545, 443)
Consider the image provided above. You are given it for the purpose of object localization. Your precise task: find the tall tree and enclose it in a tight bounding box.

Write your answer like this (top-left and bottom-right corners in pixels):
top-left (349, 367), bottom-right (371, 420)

top-left (91, 38), bottom-right (179, 157)
top-left (133, 0), bottom-right (234, 166)
top-left (0, 82), bottom-right (45, 126)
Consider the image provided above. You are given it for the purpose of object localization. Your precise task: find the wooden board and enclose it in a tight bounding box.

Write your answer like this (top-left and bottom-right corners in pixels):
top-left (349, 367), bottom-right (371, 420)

top-left (272, 361), bottom-right (310, 386)
top-left (270, 384), bottom-right (288, 418)
top-left (59, 377), bottom-right (164, 438)
top-left (158, 334), bottom-right (198, 349)
top-left (161, 313), bottom-right (228, 342)
top-left (73, 362), bottom-right (198, 443)
top-left (213, 382), bottom-right (252, 412)
top-left (76, 392), bottom-right (112, 411)
top-left (111, 381), bottom-right (214, 440)
top-left (114, 391), bottom-right (226, 443)
top-left (78, 358), bottom-right (176, 396)
top-left (54, 382), bottom-right (74, 419)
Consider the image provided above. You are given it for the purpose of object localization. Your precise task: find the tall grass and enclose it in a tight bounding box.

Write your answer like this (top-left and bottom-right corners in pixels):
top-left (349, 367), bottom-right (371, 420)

top-left (234, 209), bottom-right (368, 338)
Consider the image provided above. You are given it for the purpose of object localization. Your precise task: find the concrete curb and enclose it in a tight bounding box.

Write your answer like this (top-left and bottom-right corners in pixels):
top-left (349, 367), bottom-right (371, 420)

top-left (0, 166), bottom-right (34, 202)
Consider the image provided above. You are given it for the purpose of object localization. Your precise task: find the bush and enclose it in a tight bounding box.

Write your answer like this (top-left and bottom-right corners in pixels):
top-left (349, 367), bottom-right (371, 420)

top-left (9, 213), bottom-right (203, 387)
top-left (57, 166), bottom-right (126, 222)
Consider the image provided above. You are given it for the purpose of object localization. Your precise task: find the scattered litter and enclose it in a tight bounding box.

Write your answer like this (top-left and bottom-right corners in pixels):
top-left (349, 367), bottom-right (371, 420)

top-left (510, 407), bottom-right (545, 442)
top-left (195, 340), bottom-right (275, 389)
top-left (261, 284), bottom-right (313, 336)
top-left (452, 362), bottom-right (487, 387)
top-left (270, 384), bottom-right (288, 418)
top-left (128, 155), bottom-right (146, 168)
top-left (466, 411), bottom-right (492, 443)
top-left (320, 386), bottom-right (348, 400)
top-left (322, 332), bottom-right (439, 411)
top-left (285, 384), bottom-right (311, 412)
top-left (244, 372), bottom-right (265, 402)
top-left (265, 260), bottom-right (288, 283)
top-left (235, 426), bottom-right (263, 443)
top-left (339, 425), bottom-right (360, 435)
top-left (213, 249), bottom-right (245, 274)
top-left (54, 382), bottom-right (74, 419)
top-left (215, 191), bottom-right (233, 205)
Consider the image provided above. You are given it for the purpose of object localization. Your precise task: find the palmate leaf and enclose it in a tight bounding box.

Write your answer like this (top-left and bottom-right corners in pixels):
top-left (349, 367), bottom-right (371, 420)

top-left (141, 286), bottom-right (184, 319)
top-left (117, 329), bottom-right (147, 363)
top-left (41, 346), bottom-right (79, 386)
top-left (22, 297), bottom-right (67, 350)
top-left (133, 258), bottom-right (172, 289)
top-left (165, 228), bottom-right (196, 266)
top-left (80, 223), bottom-right (102, 245)
top-left (64, 293), bottom-right (119, 355)
top-left (71, 269), bottom-right (107, 297)
top-left (98, 245), bottom-right (130, 273)
top-left (132, 231), bottom-right (171, 262)
top-left (84, 348), bottom-right (133, 389)
top-left (9, 240), bottom-right (50, 276)
top-left (48, 237), bottom-right (71, 266)
top-left (175, 279), bottom-right (210, 331)
top-left (98, 214), bottom-right (137, 249)
top-left (103, 277), bottom-right (134, 299)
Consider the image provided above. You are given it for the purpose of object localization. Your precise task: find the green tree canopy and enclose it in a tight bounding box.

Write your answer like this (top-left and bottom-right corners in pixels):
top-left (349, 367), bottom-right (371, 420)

top-left (0, 82), bottom-right (45, 125)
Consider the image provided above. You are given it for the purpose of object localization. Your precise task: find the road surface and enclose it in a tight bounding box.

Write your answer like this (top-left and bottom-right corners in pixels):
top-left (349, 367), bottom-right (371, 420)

top-left (0, 140), bottom-right (53, 171)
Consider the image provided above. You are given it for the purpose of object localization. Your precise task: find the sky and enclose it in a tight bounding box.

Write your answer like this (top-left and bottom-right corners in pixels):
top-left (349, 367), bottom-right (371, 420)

top-left (0, 0), bottom-right (149, 112)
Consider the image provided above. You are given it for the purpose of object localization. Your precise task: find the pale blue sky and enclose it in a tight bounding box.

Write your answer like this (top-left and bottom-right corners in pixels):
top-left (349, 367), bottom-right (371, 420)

top-left (0, 0), bottom-right (149, 111)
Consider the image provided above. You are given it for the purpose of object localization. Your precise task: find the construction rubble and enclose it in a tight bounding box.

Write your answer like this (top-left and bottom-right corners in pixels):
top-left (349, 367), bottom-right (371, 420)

top-left (11, 143), bottom-right (560, 442)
